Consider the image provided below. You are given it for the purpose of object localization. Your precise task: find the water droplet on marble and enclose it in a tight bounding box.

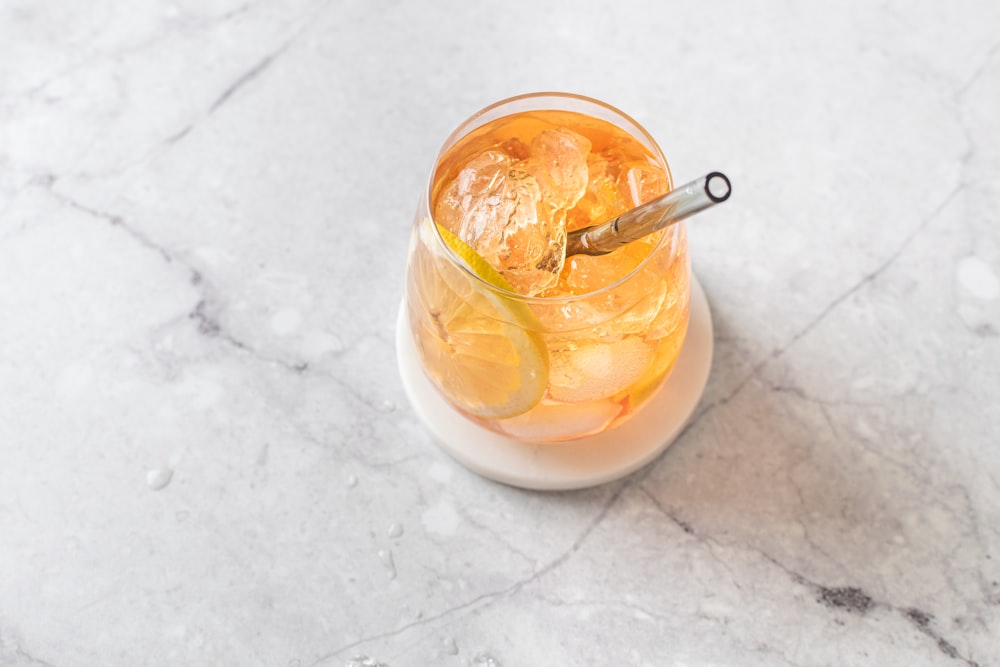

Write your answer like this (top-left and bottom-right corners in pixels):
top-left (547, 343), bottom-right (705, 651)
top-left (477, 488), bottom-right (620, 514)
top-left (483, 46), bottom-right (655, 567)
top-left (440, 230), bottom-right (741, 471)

top-left (378, 399), bottom-right (396, 413)
top-left (300, 330), bottom-right (344, 359)
top-left (377, 549), bottom-right (396, 580)
top-left (345, 657), bottom-right (389, 667)
top-left (470, 653), bottom-right (499, 666)
top-left (443, 637), bottom-right (459, 655)
top-left (175, 510), bottom-right (190, 522)
top-left (346, 475), bottom-right (358, 488)
top-left (957, 256), bottom-right (1000, 300)
top-left (387, 523), bottom-right (403, 538)
top-left (422, 500), bottom-right (460, 536)
top-left (146, 468), bottom-right (173, 491)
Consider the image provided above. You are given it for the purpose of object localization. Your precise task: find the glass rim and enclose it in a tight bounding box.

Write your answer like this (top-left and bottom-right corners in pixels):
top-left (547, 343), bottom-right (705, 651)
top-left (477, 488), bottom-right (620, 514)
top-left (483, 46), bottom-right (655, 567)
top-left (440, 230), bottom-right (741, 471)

top-left (423, 91), bottom-right (683, 306)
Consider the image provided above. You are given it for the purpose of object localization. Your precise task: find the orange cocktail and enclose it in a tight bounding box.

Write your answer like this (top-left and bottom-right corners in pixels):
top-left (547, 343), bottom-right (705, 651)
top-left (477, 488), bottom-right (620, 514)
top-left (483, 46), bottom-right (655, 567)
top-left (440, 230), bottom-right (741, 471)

top-left (404, 93), bottom-right (689, 442)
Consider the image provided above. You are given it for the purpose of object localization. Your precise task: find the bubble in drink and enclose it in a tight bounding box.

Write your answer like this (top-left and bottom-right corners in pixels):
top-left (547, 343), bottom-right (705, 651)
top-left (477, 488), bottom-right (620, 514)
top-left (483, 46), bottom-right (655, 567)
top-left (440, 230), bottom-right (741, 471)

top-left (524, 128), bottom-right (591, 211)
top-left (569, 148), bottom-right (628, 231)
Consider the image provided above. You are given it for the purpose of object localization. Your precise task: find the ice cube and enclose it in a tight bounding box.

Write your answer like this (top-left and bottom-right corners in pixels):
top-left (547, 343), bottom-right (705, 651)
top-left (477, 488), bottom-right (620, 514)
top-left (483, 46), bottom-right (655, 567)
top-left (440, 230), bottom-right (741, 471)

top-left (457, 151), bottom-right (510, 203)
top-left (433, 150), bottom-right (513, 241)
top-left (434, 133), bottom-right (592, 295)
top-left (547, 336), bottom-right (655, 403)
top-left (500, 136), bottom-right (531, 160)
top-left (603, 280), bottom-right (668, 336)
top-left (498, 398), bottom-right (622, 441)
top-left (534, 277), bottom-right (665, 344)
top-left (557, 238), bottom-right (657, 295)
top-left (491, 169), bottom-right (565, 294)
top-left (529, 298), bottom-right (608, 334)
top-left (525, 128), bottom-right (591, 211)
top-left (645, 280), bottom-right (689, 340)
top-left (620, 159), bottom-right (670, 207)
top-left (460, 166), bottom-right (565, 295)
top-left (433, 151), bottom-right (565, 294)
top-left (569, 150), bottom-right (629, 231)
top-left (433, 179), bottom-right (464, 236)
top-left (533, 233), bottom-right (680, 343)
top-left (459, 151), bottom-right (516, 241)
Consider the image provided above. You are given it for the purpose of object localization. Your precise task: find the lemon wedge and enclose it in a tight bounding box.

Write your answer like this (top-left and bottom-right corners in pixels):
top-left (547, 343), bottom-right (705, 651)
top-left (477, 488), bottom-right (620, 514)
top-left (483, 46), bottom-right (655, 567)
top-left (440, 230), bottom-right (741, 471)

top-left (409, 222), bottom-right (549, 419)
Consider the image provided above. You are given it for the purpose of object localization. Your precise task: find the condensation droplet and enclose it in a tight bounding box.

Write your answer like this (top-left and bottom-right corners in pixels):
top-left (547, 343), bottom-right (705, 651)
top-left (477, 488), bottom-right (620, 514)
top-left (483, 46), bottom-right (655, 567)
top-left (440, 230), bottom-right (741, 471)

top-left (387, 523), bottom-right (403, 538)
top-left (377, 549), bottom-right (396, 580)
top-left (443, 637), bottom-right (459, 655)
top-left (175, 510), bottom-right (190, 522)
top-left (347, 475), bottom-right (358, 488)
top-left (379, 399), bottom-right (396, 413)
top-left (146, 468), bottom-right (173, 491)
top-left (470, 653), bottom-right (499, 667)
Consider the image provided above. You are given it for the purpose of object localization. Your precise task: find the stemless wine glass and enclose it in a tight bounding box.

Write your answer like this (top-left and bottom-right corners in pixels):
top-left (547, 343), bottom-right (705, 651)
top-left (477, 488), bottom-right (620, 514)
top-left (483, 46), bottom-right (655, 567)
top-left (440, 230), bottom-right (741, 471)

top-left (402, 93), bottom-right (690, 443)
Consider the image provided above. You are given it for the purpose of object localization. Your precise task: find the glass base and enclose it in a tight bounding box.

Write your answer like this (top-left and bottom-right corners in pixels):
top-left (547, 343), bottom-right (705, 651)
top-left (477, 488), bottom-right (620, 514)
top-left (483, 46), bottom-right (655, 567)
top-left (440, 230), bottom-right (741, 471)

top-left (395, 276), bottom-right (714, 490)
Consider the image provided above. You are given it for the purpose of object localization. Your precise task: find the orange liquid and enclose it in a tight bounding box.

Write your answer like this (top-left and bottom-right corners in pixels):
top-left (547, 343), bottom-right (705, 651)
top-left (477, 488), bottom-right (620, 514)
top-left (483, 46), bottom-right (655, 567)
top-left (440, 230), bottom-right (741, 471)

top-left (409, 109), bottom-right (690, 442)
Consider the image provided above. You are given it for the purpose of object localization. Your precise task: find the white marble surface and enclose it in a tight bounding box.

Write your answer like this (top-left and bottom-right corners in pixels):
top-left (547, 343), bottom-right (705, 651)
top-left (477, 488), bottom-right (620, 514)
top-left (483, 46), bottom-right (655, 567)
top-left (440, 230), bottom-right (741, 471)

top-left (2, 1), bottom-right (999, 665)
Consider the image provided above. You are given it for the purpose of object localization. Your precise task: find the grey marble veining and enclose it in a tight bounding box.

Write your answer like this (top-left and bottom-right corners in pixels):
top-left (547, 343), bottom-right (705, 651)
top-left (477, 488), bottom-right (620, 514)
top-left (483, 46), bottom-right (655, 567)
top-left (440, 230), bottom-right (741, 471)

top-left (1, 1), bottom-right (999, 665)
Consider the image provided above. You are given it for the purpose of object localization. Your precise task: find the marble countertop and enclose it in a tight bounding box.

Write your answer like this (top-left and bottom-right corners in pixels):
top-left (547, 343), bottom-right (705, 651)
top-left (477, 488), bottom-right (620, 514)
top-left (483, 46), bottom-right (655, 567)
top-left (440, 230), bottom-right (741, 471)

top-left (2, 1), bottom-right (999, 665)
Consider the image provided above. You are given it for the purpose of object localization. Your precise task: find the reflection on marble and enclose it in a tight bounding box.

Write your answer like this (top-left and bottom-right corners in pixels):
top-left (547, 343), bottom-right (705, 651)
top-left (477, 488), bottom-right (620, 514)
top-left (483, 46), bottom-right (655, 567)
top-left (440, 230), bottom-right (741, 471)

top-left (1, 0), bottom-right (999, 665)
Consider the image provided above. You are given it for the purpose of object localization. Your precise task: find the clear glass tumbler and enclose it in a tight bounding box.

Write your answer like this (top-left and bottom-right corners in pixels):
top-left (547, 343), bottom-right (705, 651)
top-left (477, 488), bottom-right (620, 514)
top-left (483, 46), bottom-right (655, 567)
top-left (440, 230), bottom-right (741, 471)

top-left (403, 93), bottom-right (690, 443)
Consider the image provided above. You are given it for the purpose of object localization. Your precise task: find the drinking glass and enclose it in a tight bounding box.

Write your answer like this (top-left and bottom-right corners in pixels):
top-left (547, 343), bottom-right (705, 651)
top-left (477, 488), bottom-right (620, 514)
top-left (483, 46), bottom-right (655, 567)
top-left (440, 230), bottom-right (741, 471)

top-left (402, 93), bottom-right (690, 443)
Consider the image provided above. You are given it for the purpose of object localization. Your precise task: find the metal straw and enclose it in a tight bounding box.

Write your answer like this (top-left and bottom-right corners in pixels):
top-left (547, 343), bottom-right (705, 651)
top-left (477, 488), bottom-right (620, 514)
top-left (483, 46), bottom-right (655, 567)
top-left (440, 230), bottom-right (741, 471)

top-left (565, 171), bottom-right (731, 257)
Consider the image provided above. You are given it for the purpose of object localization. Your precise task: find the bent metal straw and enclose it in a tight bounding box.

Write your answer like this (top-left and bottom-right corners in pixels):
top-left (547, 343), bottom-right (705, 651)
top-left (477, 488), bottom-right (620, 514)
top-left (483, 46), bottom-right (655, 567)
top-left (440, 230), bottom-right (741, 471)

top-left (566, 171), bottom-right (731, 257)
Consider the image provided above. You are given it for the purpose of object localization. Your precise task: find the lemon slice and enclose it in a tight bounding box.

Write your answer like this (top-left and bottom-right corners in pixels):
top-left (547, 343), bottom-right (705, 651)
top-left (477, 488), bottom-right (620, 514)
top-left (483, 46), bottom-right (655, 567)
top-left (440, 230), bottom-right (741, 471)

top-left (409, 222), bottom-right (549, 419)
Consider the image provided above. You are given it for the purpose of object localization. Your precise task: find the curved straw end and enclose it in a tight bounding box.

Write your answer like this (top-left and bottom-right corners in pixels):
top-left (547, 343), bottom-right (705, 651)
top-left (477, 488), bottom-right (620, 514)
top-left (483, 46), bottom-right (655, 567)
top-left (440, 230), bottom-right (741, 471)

top-left (705, 172), bottom-right (732, 203)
